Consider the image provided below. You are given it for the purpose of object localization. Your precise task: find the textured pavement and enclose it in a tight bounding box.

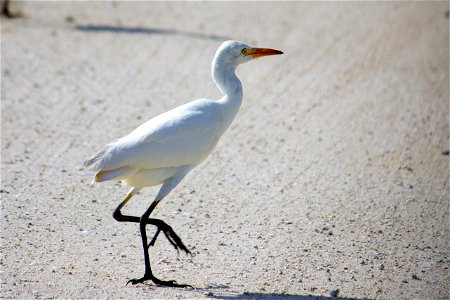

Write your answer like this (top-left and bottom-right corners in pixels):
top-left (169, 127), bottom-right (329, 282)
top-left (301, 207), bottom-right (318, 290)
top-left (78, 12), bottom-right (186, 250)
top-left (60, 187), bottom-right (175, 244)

top-left (1, 2), bottom-right (449, 299)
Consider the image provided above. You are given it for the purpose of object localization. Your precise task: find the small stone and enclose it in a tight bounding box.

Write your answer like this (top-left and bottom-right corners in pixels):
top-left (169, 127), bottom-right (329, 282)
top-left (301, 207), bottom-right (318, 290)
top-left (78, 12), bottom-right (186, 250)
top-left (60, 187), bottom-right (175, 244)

top-left (330, 289), bottom-right (340, 297)
top-left (65, 15), bottom-right (75, 23)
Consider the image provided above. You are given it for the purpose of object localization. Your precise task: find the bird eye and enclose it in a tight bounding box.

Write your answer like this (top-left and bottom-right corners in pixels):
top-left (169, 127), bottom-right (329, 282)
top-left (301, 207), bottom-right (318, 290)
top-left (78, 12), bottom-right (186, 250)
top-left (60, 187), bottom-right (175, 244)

top-left (241, 48), bottom-right (248, 55)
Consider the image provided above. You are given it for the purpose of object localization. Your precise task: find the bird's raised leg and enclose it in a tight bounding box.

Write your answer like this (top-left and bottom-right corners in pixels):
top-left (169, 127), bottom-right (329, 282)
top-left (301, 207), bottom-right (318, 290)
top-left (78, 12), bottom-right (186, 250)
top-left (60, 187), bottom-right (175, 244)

top-left (112, 192), bottom-right (189, 253)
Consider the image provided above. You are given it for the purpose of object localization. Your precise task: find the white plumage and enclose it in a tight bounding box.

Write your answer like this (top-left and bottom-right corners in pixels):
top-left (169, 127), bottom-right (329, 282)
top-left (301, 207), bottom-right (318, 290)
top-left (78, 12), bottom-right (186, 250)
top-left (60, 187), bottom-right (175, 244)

top-left (85, 40), bottom-right (282, 200)
top-left (86, 99), bottom-right (222, 187)
top-left (84, 40), bottom-right (282, 286)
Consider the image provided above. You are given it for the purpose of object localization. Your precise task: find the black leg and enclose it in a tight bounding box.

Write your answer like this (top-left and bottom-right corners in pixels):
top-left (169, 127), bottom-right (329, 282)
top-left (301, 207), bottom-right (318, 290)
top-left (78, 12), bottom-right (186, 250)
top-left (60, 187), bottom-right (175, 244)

top-left (113, 203), bottom-right (190, 253)
top-left (127, 200), bottom-right (192, 287)
top-left (113, 194), bottom-right (191, 287)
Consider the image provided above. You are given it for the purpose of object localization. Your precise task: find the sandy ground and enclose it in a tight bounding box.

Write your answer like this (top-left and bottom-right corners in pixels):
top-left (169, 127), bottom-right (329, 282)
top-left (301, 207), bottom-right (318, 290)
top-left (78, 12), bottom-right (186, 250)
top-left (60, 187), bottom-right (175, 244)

top-left (1, 1), bottom-right (449, 299)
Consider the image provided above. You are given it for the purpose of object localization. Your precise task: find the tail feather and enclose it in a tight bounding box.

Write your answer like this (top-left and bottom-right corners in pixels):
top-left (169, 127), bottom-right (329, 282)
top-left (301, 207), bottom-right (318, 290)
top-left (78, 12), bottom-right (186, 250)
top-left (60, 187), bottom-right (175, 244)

top-left (84, 140), bottom-right (118, 171)
top-left (93, 166), bottom-right (134, 182)
top-left (84, 148), bottom-right (107, 170)
top-left (85, 140), bottom-right (126, 184)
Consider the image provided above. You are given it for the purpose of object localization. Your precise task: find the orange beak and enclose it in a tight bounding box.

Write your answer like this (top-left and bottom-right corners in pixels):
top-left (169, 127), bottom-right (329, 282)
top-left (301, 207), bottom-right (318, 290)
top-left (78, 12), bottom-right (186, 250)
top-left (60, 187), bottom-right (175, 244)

top-left (246, 47), bottom-right (283, 58)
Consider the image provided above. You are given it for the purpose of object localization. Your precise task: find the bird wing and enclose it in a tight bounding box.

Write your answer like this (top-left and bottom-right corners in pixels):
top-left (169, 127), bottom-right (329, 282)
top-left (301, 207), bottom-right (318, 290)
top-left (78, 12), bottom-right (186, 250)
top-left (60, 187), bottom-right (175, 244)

top-left (84, 99), bottom-right (222, 173)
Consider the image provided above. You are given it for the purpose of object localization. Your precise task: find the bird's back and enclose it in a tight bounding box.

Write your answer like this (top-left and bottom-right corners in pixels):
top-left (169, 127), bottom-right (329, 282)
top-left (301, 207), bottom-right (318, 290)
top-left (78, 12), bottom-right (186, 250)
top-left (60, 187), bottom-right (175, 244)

top-left (84, 99), bottom-right (224, 178)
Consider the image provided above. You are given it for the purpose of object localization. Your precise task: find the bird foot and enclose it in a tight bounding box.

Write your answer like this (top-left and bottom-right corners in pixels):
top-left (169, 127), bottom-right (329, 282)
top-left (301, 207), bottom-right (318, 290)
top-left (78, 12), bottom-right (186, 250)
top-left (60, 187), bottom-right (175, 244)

top-left (147, 219), bottom-right (191, 255)
top-left (127, 274), bottom-right (192, 288)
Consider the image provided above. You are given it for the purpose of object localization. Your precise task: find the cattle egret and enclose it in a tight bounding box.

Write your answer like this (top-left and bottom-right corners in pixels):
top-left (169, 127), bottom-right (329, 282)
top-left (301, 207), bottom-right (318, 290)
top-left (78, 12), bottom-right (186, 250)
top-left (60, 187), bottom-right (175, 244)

top-left (84, 40), bottom-right (283, 287)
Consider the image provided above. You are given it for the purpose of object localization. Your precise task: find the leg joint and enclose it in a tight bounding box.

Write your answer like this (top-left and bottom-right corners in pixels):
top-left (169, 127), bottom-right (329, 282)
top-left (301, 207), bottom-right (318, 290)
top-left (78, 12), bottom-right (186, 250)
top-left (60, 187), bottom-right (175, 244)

top-left (113, 209), bottom-right (123, 221)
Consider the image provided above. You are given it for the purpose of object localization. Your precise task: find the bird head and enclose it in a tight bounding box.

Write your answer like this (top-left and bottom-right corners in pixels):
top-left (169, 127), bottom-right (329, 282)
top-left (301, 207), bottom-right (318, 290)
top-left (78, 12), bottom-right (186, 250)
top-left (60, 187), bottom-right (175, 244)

top-left (214, 40), bottom-right (283, 67)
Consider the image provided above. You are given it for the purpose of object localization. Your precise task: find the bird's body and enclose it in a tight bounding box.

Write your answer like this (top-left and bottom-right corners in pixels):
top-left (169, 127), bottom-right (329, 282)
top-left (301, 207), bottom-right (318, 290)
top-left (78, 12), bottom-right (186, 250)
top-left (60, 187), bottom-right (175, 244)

top-left (87, 99), bottom-right (223, 187)
top-left (84, 40), bottom-right (282, 287)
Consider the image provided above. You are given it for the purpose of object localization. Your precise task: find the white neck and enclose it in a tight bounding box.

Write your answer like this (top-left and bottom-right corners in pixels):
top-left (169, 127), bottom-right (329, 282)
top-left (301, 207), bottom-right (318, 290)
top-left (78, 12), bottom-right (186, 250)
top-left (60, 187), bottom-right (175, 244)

top-left (212, 59), bottom-right (243, 131)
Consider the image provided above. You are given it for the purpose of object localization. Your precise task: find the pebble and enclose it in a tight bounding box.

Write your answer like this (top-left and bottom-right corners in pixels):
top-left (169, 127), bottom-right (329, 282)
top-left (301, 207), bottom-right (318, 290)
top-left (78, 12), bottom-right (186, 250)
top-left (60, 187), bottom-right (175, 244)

top-left (330, 289), bottom-right (340, 297)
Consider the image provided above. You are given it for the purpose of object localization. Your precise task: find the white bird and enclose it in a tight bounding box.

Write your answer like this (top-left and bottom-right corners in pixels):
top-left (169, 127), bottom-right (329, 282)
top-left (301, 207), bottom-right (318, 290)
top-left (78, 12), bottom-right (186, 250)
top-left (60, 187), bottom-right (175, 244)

top-left (84, 40), bottom-right (283, 287)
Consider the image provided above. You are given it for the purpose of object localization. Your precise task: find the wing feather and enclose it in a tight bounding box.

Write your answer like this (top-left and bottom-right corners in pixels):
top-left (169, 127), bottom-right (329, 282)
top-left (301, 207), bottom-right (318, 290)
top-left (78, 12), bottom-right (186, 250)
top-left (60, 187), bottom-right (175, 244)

top-left (84, 99), bottom-right (222, 173)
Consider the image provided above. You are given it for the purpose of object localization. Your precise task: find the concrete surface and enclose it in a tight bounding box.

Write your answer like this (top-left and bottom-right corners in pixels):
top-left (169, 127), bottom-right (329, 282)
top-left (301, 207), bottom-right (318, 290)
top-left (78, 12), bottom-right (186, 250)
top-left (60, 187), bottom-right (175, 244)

top-left (1, 1), bottom-right (449, 299)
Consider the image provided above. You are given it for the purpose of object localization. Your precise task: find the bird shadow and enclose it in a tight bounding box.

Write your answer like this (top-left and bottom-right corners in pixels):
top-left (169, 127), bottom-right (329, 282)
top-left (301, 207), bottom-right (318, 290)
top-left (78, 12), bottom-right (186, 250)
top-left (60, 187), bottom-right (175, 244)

top-left (191, 285), bottom-right (360, 300)
top-left (209, 293), bottom-right (357, 300)
top-left (74, 24), bottom-right (230, 41)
